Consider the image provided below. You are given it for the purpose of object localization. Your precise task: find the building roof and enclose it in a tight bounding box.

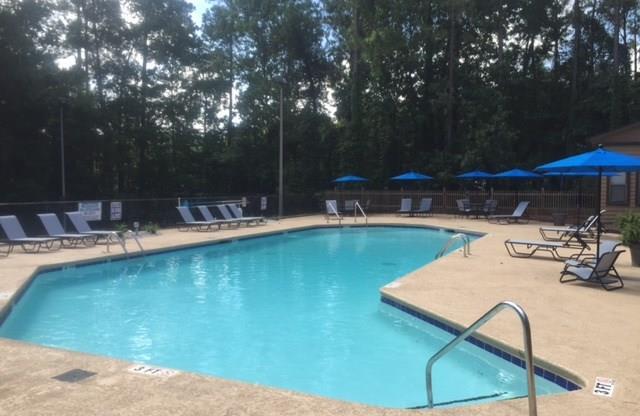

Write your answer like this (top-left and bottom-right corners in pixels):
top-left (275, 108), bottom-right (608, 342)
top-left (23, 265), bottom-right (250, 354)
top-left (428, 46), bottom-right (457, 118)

top-left (589, 122), bottom-right (640, 147)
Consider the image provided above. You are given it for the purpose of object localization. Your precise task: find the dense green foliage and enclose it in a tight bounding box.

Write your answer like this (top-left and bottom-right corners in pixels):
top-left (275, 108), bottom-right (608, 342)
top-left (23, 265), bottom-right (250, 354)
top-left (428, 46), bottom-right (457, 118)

top-left (1, 0), bottom-right (639, 201)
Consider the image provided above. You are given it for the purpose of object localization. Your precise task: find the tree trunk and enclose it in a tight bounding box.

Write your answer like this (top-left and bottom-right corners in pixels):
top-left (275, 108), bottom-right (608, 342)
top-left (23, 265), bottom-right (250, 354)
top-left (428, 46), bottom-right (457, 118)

top-left (611, 1), bottom-right (622, 128)
top-left (445, 0), bottom-right (457, 151)
top-left (567, 0), bottom-right (581, 151)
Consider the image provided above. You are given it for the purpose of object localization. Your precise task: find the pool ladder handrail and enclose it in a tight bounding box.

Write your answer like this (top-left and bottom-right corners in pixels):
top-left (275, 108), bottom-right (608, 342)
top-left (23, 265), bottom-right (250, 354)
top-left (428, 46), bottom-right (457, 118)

top-left (353, 201), bottom-right (368, 225)
top-left (435, 233), bottom-right (470, 259)
top-left (425, 301), bottom-right (537, 416)
top-left (326, 202), bottom-right (342, 225)
top-left (106, 231), bottom-right (146, 257)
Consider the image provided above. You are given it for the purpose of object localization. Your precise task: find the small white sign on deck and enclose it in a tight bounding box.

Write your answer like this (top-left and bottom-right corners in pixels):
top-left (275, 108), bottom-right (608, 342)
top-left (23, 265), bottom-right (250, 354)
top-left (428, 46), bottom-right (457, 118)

top-left (592, 377), bottom-right (615, 397)
top-left (128, 364), bottom-right (178, 378)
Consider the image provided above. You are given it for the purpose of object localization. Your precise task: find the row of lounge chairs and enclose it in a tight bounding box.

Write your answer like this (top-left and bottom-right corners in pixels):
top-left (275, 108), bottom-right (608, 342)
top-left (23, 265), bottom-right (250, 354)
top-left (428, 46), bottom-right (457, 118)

top-left (176, 204), bottom-right (266, 231)
top-left (397, 198), bottom-right (433, 216)
top-left (0, 212), bottom-right (116, 254)
top-left (504, 210), bottom-right (624, 290)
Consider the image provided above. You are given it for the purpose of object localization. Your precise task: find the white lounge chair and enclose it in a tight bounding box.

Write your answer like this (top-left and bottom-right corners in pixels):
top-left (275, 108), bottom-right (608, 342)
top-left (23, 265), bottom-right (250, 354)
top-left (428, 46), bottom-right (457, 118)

top-left (455, 199), bottom-right (472, 218)
top-left (504, 235), bottom-right (588, 261)
top-left (539, 210), bottom-right (605, 242)
top-left (0, 215), bottom-right (61, 253)
top-left (176, 206), bottom-right (220, 231)
top-left (65, 211), bottom-right (118, 242)
top-left (196, 205), bottom-right (241, 228)
top-left (397, 198), bottom-right (412, 216)
top-left (215, 204), bottom-right (255, 226)
top-left (412, 198), bottom-right (432, 216)
top-left (563, 240), bottom-right (621, 268)
top-left (226, 204), bottom-right (266, 225)
top-left (488, 201), bottom-right (530, 224)
top-left (560, 249), bottom-right (625, 291)
top-left (38, 213), bottom-right (97, 247)
top-left (0, 241), bottom-right (11, 257)
top-left (325, 200), bottom-right (342, 222)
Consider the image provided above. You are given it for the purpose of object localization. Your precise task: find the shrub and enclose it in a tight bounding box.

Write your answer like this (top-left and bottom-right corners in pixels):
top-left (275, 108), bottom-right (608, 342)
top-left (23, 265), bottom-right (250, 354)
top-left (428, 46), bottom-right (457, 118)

top-left (617, 212), bottom-right (640, 246)
top-left (143, 222), bottom-right (160, 234)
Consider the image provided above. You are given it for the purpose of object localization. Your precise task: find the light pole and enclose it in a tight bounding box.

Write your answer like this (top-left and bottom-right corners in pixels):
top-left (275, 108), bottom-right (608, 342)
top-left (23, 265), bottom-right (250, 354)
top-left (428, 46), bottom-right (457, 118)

top-left (59, 101), bottom-right (66, 200)
top-left (273, 77), bottom-right (286, 219)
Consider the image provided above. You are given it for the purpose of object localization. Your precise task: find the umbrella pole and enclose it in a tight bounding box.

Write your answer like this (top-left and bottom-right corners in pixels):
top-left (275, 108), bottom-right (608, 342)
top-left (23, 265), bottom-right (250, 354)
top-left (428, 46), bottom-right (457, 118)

top-left (596, 169), bottom-right (602, 259)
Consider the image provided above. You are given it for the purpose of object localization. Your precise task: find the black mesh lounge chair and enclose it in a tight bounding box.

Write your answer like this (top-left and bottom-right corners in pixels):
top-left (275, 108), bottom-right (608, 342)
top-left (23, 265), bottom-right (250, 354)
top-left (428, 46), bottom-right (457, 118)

top-left (196, 205), bottom-right (242, 228)
top-left (38, 213), bottom-right (97, 247)
top-left (175, 206), bottom-right (220, 231)
top-left (504, 232), bottom-right (588, 261)
top-left (488, 201), bottom-right (530, 224)
top-left (560, 249), bottom-right (625, 291)
top-left (539, 210), bottom-right (605, 242)
top-left (325, 200), bottom-right (342, 222)
top-left (455, 199), bottom-right (472, 218)
top-left (66, 211), bottom-right (118, 242)
top-left (412, 198), bottom-right (433, 216)
top-left (0, 215), bottom-right (61, 253)
top-left (226, 204), bottom-right (266, 225)
top-left (397, 198), bottom-right (412, 216)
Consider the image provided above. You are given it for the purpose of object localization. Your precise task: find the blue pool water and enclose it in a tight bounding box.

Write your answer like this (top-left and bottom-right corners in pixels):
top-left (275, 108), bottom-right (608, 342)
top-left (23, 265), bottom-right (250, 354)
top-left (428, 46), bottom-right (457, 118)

top-left (0, 226), bottom-right (565, 408)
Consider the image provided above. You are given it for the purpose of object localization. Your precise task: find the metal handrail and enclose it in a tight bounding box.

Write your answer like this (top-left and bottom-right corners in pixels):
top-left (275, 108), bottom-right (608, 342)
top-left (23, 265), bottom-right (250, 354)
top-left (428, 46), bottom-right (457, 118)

top-left (425, 301), bottom-right (537, 415)
top-left (128, 230), bottom-right (146, 256)
top-left (354, 201), bottom-right (368, 225)
top-left (435, 233), bottom-right (470, 258)
top-left (326, 202), bottom-right (342, 225)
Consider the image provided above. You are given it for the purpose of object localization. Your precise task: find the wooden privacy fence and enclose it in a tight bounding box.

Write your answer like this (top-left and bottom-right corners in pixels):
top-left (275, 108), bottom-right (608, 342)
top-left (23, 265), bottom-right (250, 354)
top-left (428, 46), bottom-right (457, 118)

top-left (322, 190), bottom-right (597, 222)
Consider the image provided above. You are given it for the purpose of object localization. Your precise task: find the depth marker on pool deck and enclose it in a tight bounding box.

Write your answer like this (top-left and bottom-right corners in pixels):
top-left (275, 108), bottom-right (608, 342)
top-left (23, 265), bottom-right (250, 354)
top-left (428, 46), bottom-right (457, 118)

top-left (592, 377), bottom-right (615, 397)
top-left (128, 364), bottom-right (179, 378)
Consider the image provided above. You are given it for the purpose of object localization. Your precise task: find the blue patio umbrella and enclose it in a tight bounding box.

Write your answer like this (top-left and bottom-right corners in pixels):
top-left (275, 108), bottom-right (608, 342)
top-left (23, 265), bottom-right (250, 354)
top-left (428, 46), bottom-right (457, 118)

top-left (390, 171), bottom-right (434, 181)
top-left (332, 175), bottom-right (369, 184)
top-left (456, 170), bottom-right (494, 180)
top-left (493, 168), bottom-right (543, 179)
top-left (536, 145), bottom-right (640, 257)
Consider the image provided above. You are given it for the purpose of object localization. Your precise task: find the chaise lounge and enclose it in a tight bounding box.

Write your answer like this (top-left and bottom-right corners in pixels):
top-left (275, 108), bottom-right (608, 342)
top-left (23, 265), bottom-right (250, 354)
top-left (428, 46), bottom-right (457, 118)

top-left (66, 211), bottom-right (118, 243)
top-left (560, 249), bottom-right (625, 291)
top-left (226, 204), bottom-right (266, 225)
top-left (412, 198), bottom-right (432, 216)
top-left (397, 198), bottom-right (412, 216)
top-left (176, 206), bottom-right (222, 231)
top-left (325, 200), bottom-right (342, 222)
top-left (0, 215), bottom-right (61, 253)
top-left (488, 201), bottom-right (530, 224)
top-left (504, 233), bottom-right (588, 261)
top-left (38, 213), bottom-right (98, 247)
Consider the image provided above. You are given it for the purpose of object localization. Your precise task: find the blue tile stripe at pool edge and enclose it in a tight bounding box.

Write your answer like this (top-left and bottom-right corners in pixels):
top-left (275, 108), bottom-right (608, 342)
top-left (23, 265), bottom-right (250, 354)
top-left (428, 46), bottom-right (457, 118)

top-left (380, 296), bottom-right (581, 392)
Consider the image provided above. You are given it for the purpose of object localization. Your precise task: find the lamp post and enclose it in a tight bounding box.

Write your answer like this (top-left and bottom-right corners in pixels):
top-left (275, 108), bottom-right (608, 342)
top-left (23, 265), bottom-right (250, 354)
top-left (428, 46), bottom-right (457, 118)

top-left (273, 76), bottom-right (286, 219)
top-left (59, 101), bottom-right (66, 200)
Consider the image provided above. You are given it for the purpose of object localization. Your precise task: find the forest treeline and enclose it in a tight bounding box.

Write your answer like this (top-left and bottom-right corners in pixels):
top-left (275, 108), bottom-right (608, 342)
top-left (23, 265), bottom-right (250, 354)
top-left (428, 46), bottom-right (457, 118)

top-left (1, 0), bottom-right (639, 201)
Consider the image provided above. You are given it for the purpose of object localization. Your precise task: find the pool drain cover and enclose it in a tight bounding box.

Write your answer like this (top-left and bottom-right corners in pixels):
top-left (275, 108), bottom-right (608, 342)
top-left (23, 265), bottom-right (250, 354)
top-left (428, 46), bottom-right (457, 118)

top-left (52, 369), bottom-right (97, 383)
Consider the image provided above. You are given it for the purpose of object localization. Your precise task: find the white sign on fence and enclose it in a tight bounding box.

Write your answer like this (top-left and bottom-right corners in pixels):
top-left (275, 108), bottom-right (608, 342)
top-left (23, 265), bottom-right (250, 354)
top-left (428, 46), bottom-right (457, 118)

top-left (260, 196), bottom-right (267, 211)
top-left (110, 201), bottom-right (122, 221)
top-left (78, 202), bottom-right (102, 221)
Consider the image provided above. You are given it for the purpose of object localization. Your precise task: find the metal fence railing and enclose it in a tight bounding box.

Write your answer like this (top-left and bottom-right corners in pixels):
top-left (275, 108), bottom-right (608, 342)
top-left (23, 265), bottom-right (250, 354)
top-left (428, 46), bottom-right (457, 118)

top-left (321, 190), bottom-right (597, 222)
top-left (0, 193), bottom-right (319, 237)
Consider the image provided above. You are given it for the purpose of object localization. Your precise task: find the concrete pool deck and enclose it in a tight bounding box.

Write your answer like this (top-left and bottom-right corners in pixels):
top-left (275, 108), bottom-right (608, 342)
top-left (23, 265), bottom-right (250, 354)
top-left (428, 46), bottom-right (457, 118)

top-left (1, 215), bottom-right (639, 415)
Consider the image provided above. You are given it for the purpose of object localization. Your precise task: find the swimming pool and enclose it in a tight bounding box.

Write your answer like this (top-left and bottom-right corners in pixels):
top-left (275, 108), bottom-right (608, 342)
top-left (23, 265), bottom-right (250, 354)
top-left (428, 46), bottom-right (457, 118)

top-left (0, 226), bottom-right (567, 408)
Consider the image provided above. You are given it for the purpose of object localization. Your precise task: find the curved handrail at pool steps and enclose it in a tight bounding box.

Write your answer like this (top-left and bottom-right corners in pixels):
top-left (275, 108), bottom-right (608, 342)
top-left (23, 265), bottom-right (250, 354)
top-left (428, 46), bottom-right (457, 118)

top-left (426, 301), bottom-right (536, 415)
top-left (381, 296), bottom-right (583, 393)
